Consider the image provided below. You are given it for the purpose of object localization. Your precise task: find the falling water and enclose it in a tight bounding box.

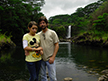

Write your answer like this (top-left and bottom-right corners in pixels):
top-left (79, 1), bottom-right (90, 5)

top-left (66, 25), bottom-right (71, 38)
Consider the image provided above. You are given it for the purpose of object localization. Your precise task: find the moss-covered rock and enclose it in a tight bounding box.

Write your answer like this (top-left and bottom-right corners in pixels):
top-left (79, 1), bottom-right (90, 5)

top-left (0, 35), bottom-right (16, 50)
top-left (0, 40), bottom-right (16, 50)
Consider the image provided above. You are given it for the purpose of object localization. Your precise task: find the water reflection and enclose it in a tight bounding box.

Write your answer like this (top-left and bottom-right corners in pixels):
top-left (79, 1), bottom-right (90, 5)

top-left (0, 47), bottom-right (29, 81)
top-left (59, 42), bottom-right (71, 57)
top-left (58, 42), bottom-right (108, 71)
top-left (1, 43), bottom-right (108, 81)
top-left (56, 42), bottom-right (108, 81)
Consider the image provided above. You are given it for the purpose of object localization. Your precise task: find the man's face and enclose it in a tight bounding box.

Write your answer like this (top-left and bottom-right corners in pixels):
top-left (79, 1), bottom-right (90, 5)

top-left (39, 20), bottom-right (48, 30)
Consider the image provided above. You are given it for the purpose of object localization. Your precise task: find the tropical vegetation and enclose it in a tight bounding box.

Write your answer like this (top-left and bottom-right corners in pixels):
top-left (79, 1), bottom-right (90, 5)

top-left (0, 0), bottom-right (108, 48)
top-left (48, 0), bottom-right (108, 47)
top-left (0, 0), bottom-right (45, 45)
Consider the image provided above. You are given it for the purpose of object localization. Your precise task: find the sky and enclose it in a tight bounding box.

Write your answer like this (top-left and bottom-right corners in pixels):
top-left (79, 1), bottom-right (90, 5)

top-left (41, 0), bottom-right (99, 19)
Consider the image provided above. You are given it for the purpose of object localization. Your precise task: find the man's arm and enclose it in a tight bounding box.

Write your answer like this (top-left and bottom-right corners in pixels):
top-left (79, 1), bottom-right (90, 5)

top-left (49, 42), bottom-right (59, 64)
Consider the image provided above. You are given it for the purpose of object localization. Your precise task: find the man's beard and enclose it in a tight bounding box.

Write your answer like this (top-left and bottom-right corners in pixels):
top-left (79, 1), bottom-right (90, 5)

top-left (41, 26), bottom-right (47, 30)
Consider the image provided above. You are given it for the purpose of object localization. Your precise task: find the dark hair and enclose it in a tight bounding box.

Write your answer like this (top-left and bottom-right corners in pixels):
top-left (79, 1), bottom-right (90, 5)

top-left (38, 16), bottom-right (48, 25)
top-left (28, 21), bottom-right (37, 28)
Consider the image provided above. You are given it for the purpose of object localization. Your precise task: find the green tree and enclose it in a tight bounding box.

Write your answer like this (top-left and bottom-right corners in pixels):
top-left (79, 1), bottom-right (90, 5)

top-left (53, 25), bottom-right (66, 38)
top-left (89, 0), bottom-right (108, 30)
top-left (52, 19), bottom-right (62, 25)
top-left (0, 0), bottom-right (45, 44)
top-left (93, 13), bottom-right (108, 32)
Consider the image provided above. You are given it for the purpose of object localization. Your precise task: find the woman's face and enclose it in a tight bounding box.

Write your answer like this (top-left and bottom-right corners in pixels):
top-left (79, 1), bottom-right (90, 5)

top-left (28, 25), bottom-right (38, 35)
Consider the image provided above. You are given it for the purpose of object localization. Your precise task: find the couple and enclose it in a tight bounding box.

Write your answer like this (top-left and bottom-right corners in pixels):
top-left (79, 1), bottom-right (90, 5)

top-left (22, 16), bottom-right (59, 81)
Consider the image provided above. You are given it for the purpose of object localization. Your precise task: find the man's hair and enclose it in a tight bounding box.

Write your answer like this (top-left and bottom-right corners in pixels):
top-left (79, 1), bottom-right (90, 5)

top-left (28, 21), bottom-right (37, 28)
top-left (38, 16), bottom-right (48, 25)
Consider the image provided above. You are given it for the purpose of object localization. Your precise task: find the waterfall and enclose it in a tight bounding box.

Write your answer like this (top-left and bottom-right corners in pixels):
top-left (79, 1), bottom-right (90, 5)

top-left (66, 25), bottom-right (71, 38)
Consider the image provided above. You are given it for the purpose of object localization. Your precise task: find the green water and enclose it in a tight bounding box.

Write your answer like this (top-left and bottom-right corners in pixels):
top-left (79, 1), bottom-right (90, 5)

top-left (0, 42), bottom-right (108, 81)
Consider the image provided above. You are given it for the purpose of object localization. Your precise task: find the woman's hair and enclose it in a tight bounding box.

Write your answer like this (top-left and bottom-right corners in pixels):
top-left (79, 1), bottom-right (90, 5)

top-left (28, 21), bottom-right (37, 28)
top-left (38, 16), bottom-right (48, 25)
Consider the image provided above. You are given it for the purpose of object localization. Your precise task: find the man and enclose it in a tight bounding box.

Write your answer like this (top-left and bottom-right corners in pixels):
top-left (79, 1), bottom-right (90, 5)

top-left (38, 16), bottom-right (59, 81)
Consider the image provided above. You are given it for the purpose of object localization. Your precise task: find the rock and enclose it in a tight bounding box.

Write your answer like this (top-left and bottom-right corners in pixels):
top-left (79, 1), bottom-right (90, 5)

top-left (98, 69), bottom-right (108, 81)
top-left (101, 69), bottom-right (108, 74)
top-left (64, 77), bottom-right (73, 81)
top-left (60, 39), bottom-right (72, 42)
top-left (98, 76), bottom-right (105, 81)
top-left (0, 41), bottom-right (16, 50)
top-left (98, 75), bottom-right (108, 81)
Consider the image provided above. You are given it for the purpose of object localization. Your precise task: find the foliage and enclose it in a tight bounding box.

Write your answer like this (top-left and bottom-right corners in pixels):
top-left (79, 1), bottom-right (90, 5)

top-left (0, 0), bottom-right (108, 44)
top-left (52, 25), bottom-right (66, 38)
top-left (90, 0), bottom-right (108, 22)
top-left (83, 0), bottom-right (105, 17)
top-left (49, 14), bottom-right (71, 25)
top-left (52, 19), bottom-right (62, 25)
top-left (0, 33), bottom-right (11, 43)
top-left (48, 0), bottom-right (105, 37)
top-left (93, 13), bottom-right (108, 32)
top-left (0, 0), bottom-right (45, 44)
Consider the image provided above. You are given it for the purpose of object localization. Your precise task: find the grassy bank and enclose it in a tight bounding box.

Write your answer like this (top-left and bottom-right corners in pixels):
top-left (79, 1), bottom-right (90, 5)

top-left (71, 30), bottom-right (108, 48)
top-left (0, 34), bottom-right (16, 50)
top-left (79, 30), bottom-right (108, 42)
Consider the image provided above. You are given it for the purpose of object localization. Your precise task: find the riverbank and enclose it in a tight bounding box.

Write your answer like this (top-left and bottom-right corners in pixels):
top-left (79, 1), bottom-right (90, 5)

top-left (0, 34), bottom-right (16, 50)
top-left (60, 32), bottom-right (108, 48)
top-left (60, 32), bottom-right (108, 81)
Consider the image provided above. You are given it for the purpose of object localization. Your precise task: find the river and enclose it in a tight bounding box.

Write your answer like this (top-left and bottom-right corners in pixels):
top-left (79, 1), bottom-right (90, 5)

top-left (0, 42), bottom-right (108, 81)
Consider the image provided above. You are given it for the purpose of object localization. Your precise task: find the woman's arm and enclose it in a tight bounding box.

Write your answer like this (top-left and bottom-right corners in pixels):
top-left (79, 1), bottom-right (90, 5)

top-left (23, 40), bottom-right (43, 55)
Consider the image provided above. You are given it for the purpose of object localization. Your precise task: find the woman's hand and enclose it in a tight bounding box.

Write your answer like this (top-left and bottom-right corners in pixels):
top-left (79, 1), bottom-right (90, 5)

top-left (34, 47), bottom-right (43, 55)
top-left (25, 50), bottom-right (29, 56)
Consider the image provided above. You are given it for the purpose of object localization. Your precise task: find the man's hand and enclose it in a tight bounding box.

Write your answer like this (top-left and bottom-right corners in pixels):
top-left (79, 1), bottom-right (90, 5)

top-left (49, 56), bottom-right (55, 64)
top-left (48, 43), bottom-right (59, 64)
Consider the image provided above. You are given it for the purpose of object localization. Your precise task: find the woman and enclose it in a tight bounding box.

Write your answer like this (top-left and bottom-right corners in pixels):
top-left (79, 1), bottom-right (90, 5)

top-left (22, 21), bottom-right (43, 81)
